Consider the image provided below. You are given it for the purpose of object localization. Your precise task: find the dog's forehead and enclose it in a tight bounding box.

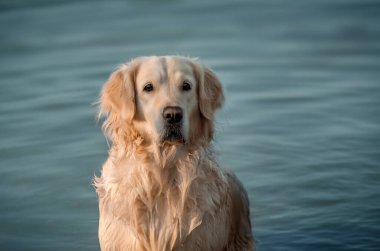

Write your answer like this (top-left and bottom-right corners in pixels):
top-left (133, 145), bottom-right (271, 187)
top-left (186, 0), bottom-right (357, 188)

top-left (164, 56), bottom-right (193, 75)
top-left (136, 56), bottom-right (194, 84)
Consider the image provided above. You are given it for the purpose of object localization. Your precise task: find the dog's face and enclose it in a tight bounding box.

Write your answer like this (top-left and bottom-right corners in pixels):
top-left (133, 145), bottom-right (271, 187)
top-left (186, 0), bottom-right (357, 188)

top-left (99, 56), bottom-right (224, 147)
top-left (133, 57), bottom-right (197, 145)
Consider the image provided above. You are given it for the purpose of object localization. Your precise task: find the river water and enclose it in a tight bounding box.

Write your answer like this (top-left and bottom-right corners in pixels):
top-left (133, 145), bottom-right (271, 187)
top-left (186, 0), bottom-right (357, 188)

top-left (0, 0), bottom-right (379, 250)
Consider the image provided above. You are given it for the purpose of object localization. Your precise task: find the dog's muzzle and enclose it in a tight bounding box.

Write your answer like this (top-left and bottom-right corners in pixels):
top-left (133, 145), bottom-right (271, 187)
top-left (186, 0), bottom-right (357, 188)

top-left (162, 106), bottom-right (185, 143)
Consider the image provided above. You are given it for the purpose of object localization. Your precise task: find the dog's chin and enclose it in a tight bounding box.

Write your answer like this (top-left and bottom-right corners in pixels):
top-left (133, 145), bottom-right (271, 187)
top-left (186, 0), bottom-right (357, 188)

top-left (160, 126), bottom-right (185, 145)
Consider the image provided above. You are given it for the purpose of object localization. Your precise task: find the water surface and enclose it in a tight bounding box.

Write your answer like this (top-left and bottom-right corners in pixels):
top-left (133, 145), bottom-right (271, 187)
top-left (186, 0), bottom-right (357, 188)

top-left (0, 0), bottom-right (379, 250)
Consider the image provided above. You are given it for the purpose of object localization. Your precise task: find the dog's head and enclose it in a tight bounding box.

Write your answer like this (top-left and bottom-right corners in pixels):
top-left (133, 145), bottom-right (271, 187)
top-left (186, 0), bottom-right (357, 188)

top-left (99, 56), bottom-right (224, 148)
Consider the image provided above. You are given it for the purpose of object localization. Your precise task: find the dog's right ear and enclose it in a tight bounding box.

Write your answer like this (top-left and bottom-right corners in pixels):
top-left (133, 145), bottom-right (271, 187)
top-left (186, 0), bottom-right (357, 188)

top-left (196, 65), bottom-right (225, 121)
top-left (99, 63), bottom-right (136, 132)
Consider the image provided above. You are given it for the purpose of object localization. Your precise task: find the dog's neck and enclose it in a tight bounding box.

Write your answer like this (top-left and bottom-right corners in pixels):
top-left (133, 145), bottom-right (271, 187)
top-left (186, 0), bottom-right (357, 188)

top-left (111, 131), bottom-right (209, 166)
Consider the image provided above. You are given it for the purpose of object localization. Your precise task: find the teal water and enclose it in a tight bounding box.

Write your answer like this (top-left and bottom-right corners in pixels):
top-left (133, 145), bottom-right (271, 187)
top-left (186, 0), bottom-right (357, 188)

top-left (1, 0), bottom-right (379, 250)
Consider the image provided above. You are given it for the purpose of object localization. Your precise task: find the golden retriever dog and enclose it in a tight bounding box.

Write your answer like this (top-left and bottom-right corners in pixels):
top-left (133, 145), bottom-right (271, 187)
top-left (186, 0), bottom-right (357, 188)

top-left (94, 56), bottom-right (255, 251)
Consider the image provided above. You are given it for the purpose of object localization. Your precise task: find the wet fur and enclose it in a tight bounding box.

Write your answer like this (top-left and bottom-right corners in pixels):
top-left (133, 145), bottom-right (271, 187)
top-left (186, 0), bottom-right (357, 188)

top-left (94, 56), bottom-right (255, 251)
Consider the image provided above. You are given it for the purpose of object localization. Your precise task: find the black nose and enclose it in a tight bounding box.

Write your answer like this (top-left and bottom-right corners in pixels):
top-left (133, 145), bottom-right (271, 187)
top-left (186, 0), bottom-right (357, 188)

top-left (163, 106), bottom-right (183, 124)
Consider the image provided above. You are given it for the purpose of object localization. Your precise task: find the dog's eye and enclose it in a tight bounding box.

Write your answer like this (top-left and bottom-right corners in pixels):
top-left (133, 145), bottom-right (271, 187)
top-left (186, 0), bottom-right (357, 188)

top-left (143, 83), bottom-right (154, 92)
top-left (182, 81), bottom-right (191, 91)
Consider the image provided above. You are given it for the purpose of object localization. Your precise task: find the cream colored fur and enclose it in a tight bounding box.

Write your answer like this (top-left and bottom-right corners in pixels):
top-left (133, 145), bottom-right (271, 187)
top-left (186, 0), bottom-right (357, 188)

top-left (94, 56), bottom-right (255, 251)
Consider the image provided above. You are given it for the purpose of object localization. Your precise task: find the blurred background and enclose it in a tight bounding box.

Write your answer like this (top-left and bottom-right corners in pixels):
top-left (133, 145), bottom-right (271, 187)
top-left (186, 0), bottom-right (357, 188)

top-left (0, 0), bottom-right (379, 250)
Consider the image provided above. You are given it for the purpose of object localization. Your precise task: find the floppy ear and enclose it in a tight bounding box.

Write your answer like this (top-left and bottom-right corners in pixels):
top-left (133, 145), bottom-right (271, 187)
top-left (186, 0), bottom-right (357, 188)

top-left (99, 63), bottom-right (136, 134)
top-left (197, 65), bottom-right (225, 120)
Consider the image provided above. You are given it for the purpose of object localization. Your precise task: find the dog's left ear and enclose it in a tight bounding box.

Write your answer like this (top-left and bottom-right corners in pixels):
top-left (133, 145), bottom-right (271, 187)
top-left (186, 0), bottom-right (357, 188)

top-left (195, 64), bottom-right (225, 120)
top-left (99, 64), bottom-right (135, 123)
top-left (98, 62), bottom-right (139, 141)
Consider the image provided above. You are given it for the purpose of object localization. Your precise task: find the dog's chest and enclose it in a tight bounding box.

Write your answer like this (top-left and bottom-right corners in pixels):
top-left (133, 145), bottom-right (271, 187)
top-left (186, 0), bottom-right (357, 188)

top-left (134, 176), bottom-right (206, 245)
top-left (97, 157), bottom-right (228, 250)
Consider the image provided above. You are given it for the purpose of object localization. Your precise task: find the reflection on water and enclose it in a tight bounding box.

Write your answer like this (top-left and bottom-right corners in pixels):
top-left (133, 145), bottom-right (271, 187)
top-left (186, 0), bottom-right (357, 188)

top-left (0, 0), bottom-right (379, 250)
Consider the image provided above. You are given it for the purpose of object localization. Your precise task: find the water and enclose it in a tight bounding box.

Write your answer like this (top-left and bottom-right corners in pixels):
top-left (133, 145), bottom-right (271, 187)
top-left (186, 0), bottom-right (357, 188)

top-left (1, 0), bottom-right (379, 250)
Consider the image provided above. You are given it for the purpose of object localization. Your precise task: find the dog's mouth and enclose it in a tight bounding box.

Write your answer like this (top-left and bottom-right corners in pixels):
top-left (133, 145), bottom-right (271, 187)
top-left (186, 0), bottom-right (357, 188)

top-left (161, 124), bottom-right (185, 144)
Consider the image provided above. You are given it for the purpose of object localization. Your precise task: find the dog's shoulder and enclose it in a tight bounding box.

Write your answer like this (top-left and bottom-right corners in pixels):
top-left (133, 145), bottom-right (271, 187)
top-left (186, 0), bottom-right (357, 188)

top-left (224, 170), bottom-right (255, 251)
